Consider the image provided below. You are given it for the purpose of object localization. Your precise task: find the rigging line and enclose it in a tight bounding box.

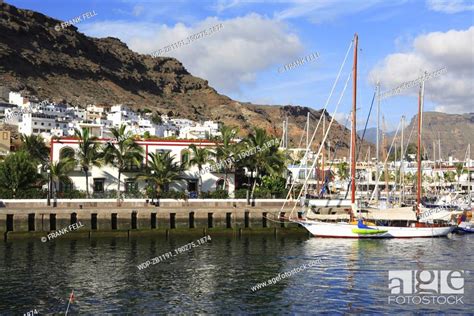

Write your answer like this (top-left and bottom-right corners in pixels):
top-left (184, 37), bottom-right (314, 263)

top-left (318, 114), bottom-right (350, 198)
top-left (318, 113), bottom-right (351, 198)
top-left (343, 90), bottom-right (376, 199)
top-left (369, 119), bottom-right (402, 202)
top-left (289, 70), bottom-right (353, 219)
top-left (279, 39), bottom-right (354, 213)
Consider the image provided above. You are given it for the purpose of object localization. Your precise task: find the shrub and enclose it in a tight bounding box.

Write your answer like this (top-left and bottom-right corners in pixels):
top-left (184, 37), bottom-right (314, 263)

top-left (123, 190), bottom-right (145, 199)
top-left (201, 189), bottom-right (229, 199)
top-left (15, 188), bottom-right (47, 199)
top-left (159, 191), bottom-right (187, 199)
top-left (252, 187), bottom-right (271, 198)
top-left (57, 190), bottom-right (87, 199)
top-left (234, 188), bottom-right (248, 199)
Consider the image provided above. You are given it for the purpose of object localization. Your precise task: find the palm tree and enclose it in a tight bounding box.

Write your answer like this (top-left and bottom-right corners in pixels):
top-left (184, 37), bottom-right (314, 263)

top-left (139, 151), bottom-right (183, 201)
top-left (74, 128), bottom-right (102, 197)
top-left (103, 125), bottom-right (144, 199)
top-left (49, 158), bottom-right (76, 197)
top-left (214, 125), bottom-right (238, 192)
top-left (455, 163), bottom-right (465, 190)
top-left (20, 134), bottom-right (49, 165)
top-left (244, 128), bottom-right (286, 199)
top-left (188, 144), bottom-right (212, 197)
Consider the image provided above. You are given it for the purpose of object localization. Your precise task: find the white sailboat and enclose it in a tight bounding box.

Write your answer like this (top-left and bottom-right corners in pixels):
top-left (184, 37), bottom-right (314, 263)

top-left (292, 34), bottom-right (455, 238)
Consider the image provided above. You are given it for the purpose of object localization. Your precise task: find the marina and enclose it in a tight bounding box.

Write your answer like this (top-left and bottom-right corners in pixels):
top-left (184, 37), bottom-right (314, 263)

top-left (0, 0), bottom-right (472, 313)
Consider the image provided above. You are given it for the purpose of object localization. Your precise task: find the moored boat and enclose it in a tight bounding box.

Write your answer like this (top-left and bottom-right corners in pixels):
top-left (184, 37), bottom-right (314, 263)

top-left (291, 33), bottom-right (454, 238)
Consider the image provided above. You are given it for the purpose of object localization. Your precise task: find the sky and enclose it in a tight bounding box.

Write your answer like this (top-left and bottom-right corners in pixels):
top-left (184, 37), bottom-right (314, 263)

top-left (6, 0), bottom-right (474, 131)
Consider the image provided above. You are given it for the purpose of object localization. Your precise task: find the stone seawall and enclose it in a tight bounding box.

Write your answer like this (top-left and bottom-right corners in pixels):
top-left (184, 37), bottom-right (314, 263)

top-left (0, 199), bottom-right (308, 239)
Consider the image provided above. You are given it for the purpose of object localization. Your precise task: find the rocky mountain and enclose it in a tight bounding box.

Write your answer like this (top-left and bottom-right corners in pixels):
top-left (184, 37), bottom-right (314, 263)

top-left (0, 2), bottom-right (369, 157)
top-left (398, 112), bottom-right (474, 160)
top-left (358, 113), bottom-right (473, 160)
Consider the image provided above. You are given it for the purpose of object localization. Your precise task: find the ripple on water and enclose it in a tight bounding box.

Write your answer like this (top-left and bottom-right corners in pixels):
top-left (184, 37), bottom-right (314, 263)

top-left (0, 235), bottom-right (473, 313)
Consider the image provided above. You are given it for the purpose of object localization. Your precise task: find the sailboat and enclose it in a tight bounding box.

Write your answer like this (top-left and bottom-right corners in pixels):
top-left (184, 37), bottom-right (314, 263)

top-left (292, 34), bottom-right (455, 238)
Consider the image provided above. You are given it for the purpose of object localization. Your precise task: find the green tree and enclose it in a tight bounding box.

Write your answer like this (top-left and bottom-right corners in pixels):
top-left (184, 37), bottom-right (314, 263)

top-left (0, 151), bottom-right (43, 197)
top-left (443, 171), bottom-right (456, 183)
top-left (214, 125), bottom-right (239, 192)
top-left (74, 128), bottom-right (103, 198)
top-left (454, 163), bottom-right (466, 190)
top-left (139, 151), bottom-right (183, 200)
top-left (103, 125), bottom-right (144, 199)
top-left (336, 162), bottom-right (349, 180)
top-left (243, 128), bottom-right (286, 199)
top-left (49, 158), bottom-right (76, 197)
top-left (188, 144), bottom-right (213, 197)
top-left (261, 174), bottom-right (287, 198)
top-left (151, 113), bottom-right (162, 125)
top-left (20, 134), bottom-right (49, 165)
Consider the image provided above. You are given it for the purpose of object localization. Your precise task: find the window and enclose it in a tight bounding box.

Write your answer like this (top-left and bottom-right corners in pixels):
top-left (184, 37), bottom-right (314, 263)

top-left (216, 179), bottom-right (225, 190)
top-left (41, 122), bottom-right (44, 126)
top-left (33, 129), bottom-right (38, 133)
top-left (187, 180), bottom-right (197, 192)
top-left (59, 181), bottom-right (73, 192)
top-left (3, 132), bottom-right (8, 140)
top-left (34, 122), bottom-right (37, 125)
top-left (59, 147), bottom-right (75, 160)
top-left (299, 170), bottom-right (305, 179)
top-left (93, 178), bottom-right (105, 193)
top-left (125, 179), bottom-right (138, 192)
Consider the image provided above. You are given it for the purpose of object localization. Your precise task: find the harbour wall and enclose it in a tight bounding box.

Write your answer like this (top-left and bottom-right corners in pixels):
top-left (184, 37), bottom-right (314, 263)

top-left (0, 199), bottom-right (309, 239)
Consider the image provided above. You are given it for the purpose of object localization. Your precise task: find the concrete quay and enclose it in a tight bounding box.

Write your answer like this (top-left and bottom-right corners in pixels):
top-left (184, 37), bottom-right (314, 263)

top-left (0, 199), bottom-right (308, 239)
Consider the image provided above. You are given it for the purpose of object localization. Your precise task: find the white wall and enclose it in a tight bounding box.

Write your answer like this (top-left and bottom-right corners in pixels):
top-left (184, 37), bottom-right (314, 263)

top-left (51, 139), bottom-right (235, 195)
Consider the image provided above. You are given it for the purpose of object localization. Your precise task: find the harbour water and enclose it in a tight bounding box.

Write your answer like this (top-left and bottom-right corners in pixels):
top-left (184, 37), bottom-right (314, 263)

top-left (1, 234), bottom-right (473, 314)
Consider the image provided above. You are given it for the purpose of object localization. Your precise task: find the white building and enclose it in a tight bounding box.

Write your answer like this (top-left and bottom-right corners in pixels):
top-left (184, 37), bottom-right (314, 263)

top-left (179, 120), bottom-right (221, 139)
top-left (8, 91), bottom-right (30, 107)
top-left (86, 104), bottom-right (106, 121)
top-left (50, 138), bottom-right (235, 196)
top-left (19, 113), bottom-right (56, 136)
top-left (107, 105), bottom-right (138, 126)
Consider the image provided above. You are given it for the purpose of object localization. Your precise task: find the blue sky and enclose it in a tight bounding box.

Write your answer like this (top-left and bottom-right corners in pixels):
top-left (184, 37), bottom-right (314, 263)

top-left (7, 0), bottom-right (474, 130)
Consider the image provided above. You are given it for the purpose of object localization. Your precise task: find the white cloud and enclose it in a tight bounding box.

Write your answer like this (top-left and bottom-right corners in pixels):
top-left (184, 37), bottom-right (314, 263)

top-left (369, 26), bottom-right (474, 114)
top-left (82, 14), bottom-right (304, 94)
top-left (275, 0), bottom-right (383, 22)
top-left (426, 0), bottom-right (474, 13)
top-left (132, 5), bottom-right (144, 17)
top-left (212, 0), bottom-right (405, 23)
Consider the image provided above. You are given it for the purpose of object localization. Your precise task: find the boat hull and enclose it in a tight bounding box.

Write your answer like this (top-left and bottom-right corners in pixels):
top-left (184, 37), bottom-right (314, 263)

top-left (456, 222), bottom-right (474, 233)
top-left (298, 221), bottom-right (455, 238)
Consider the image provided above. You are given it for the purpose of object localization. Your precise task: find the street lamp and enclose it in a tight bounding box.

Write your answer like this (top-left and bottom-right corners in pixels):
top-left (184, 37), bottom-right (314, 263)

top-left (47, 169), bottom-right (51, 206)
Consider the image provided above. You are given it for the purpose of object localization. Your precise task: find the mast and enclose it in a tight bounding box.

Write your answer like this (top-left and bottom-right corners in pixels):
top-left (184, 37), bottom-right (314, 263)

top-left (375, 83), bottom-right (380, 203)
top-left (416, 74), bottom-right (426, 215)
top-left (382, 115), bottom-right (389, 197)
top-left (367, 146), bottom-right (371, 199)
top-left (351, 33), bottom-right (358, 204)
top-left (321, 113), bottom-right (325, 196)
top-left (469, 144), bottom-right (472, 206)
top-left (305, 113), bottom-right (309, 197)
top-left (400, 115), bottom-right (405, 205)
top-left (438, 132), bottom-right (441, 166)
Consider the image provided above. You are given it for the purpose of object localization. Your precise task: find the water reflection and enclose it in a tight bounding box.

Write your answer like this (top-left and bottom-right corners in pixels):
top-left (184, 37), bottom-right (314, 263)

top-left (0, 235), bottom-right (472, 314)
